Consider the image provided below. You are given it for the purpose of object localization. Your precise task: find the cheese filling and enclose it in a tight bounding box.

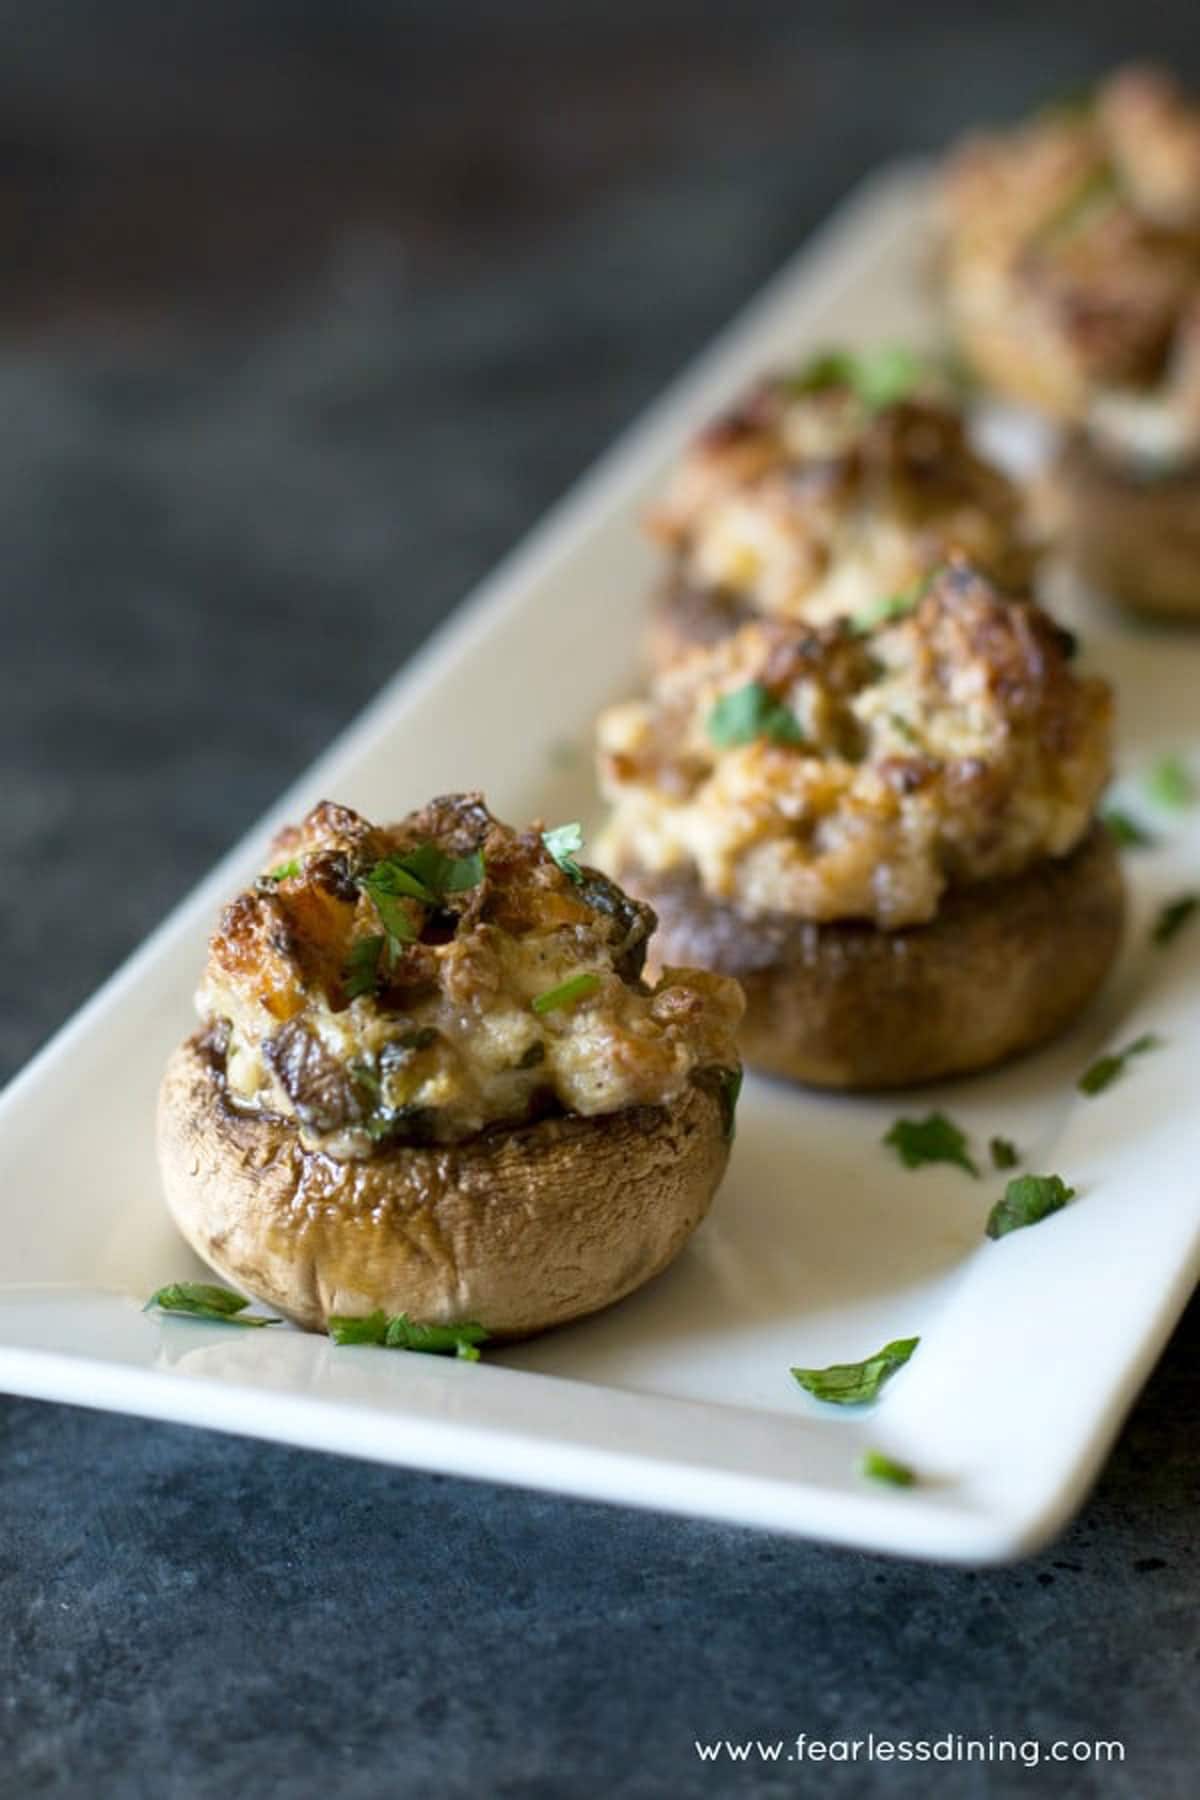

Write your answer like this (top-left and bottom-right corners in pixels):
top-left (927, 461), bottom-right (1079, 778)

top-left (597, 563), bottom-right (1113, 930)
top-left (197, 796), bottom-right (743, 1159)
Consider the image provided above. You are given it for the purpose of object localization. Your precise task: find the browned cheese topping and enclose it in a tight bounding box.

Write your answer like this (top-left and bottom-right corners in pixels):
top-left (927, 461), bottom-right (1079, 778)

top-left (197, 795), bottom-right (743, 1158)
top-left (940, 64), bottom-right (1200, 463)
top-left (597, 563), bottom-right (1113, 929)
top-left (648, 369), bottom-right (1033, 624)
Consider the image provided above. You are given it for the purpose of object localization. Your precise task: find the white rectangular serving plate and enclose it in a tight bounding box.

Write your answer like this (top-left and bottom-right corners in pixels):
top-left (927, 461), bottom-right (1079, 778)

top-left (3, 164), bottom-right (1198, 1563)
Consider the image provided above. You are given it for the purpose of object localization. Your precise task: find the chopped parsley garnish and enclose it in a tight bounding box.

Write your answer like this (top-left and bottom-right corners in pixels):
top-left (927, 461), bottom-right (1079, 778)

top-left (349, 1058), bottom-right (382, 1101)
top-left (327, 1311), bottom-right (488, 1359)
top-left (789, 345), bottom-right (925, 413)
top-left (986, 1173), bottom-right (1076, 1240)
top-left (707, 682), bottom-right (805, 749)
top-left (343, 934), bottom-right (386, 999)
top-left (357, 865), bottom-right (420, 953)
top-left (1078, 1033), bottom-right (1161, 1097)
top-left (791, 1336), bottom-right (919, 1406)
top-left (1036, 164), bottom-right (1119, 244)
top-left (989, 1136), bottom-right (1019, 1171)
top-left (349, 838), bottom-right (485, 972)
top-left (1102, 808), bottom-right (1155, 849)
top-left (145, 1283), bottom-right (281, 1327)
top-left (1146, 754), bottom-right (1194, 811)
top-left (394, 843), bottom-right (486, 896)
top-left (265, 858), bottom-right (301, 882)
top-left (1153, 894), bottom-right (1199, 947)
top-left (883, 1112), bottom-right (978, 1178)
top-left (853, 587), bottom-right (921, 635)
top-left (861, 1449), bottom-right (917, 1488)
top-left (531, 971), bottom-right (602, 1015)
top-left (542, 822), bottom-right (586, 884)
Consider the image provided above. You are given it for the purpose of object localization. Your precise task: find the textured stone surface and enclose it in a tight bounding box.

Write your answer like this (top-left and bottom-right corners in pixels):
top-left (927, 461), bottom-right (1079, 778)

top-left (1, 6), bottom-right (1197, 1794)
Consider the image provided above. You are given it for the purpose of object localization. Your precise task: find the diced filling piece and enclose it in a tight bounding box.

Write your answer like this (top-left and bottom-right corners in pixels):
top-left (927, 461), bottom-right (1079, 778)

top-left (197, 795), bottom-right (743, 1158)
top-left (597, 562), bottom-right (1113, 929)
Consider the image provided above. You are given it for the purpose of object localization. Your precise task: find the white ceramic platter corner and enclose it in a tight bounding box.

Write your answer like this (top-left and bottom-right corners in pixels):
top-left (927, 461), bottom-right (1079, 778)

top-left (2, 165), bottom-right (1198, 1564)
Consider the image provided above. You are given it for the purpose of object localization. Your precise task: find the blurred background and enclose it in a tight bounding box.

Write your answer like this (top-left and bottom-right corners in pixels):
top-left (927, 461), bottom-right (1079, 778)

top-left (2, 0), bottom-right (1198, 1076)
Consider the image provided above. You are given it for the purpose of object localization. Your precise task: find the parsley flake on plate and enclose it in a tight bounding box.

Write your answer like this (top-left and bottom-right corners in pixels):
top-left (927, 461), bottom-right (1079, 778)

top-left (989, 1136), bottom-right (1019, 1171)
top-left (883, 1112), bottom-right (978, 1177)
top-left (1078, 1033), bottom-right (1161, 1097)
top-left (328, 1311), bottom-right (488, 1359)
top-left (145, 1283), bottom-right (281, 1327)
top-left (1146, 754), bottom-right (1194, 810)
top-left (707, 682), bottom-right (804, 749)
top-left (1102, 808), bottom-right (1155, 849)
top-left (985, 1174), bottom-right (1076, 1240)
top-left (791, 1335), bottom-right (919, 1406)
top-left (861, 1449), bottom-right (917, 1488)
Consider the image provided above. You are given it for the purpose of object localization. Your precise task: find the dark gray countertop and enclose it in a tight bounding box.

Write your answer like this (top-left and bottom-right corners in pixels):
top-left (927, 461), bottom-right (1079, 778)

top-left (1, 6), bottom-right (1197, 1794)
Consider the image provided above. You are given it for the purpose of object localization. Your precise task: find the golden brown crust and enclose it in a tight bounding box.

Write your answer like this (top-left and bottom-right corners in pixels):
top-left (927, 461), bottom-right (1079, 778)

top-left (157, 1031), bottom-right (734, 1336)
top-left (599, 564), bottom-right (1114, 931)
top-left (939, 66), bottom-right (1200, 423)
top-left (616, 825), bottom-right (1124, 1089)
top-left (646, 379), bottom-right (1035, 653)
top-left (1054, 435), bottom-right (1200, 618)
top-left (200, 792), bottom-right (742, 1153)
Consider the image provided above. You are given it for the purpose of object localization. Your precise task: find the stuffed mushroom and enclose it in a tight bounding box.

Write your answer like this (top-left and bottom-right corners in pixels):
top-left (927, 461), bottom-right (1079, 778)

top-left (645, 348), bottom-right (1035, 666)
top-left (939, 66), bottom-right (1200, 617)
top-left (596, 561), bottom-right (1123, 1089)
top-left (157, 795), bottom-right (744, 1337)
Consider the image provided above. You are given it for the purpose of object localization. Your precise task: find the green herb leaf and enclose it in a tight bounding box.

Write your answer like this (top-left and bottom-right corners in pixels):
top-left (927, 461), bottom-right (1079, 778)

top-left (789, 345), bottom-right (925, 412)
top-left (861, 1449), bottom-right (917, 1487)
top-left (328, 1311), bottom-right (488, 1359)
top-left (852, 591), bottom-right (919, 634)
top-left (1102, 808), bottom-right (1155, 849)
top-left (354, 845), bottom-right (485, 955)
top-left (1153, 894), bottom-right (1199, 946)
top-left (542, 822), bottom-right (586, 885)
top-left (707, 682), bottom-right (805, 749)
top-left (265, 858), bottom-right (301, 882)
top-left (853, 345), bottom-right (926, 411)
top-left (357, 865), bottom-right (420, 951)
top-left (1078, 1032), bottom-right (1161, 1096)
top-left (791, 1336), bottom-right (919, 1406)
top-left (1146, 755), bottom-right (1194, 810)
top-left (349, 1058), bottom-right (382, 1102)
top-left (989, 1136), bottom-right (1019, 1170)
top-left (145, 1283), bottom-right (281, 1327)
top-left (986, 1173), bottom-right (1076, 1240)
top-left (343, 934), bottom-right (385, 999)
top-left (531, 971), bottom-right (603, 1016)
top-left (884, 1112), bottom-right (978, 1178)
top-left (396, 843), bottom-right (486, 896)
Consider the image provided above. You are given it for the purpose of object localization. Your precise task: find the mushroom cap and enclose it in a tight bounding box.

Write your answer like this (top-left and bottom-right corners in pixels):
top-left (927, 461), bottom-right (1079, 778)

top-left (158, 1031), bottom-right (735, 1337)
top-left (1055, 434), bottom-right (1200, 619)
top-left (618, 824), bottom-right (1124, 1090)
